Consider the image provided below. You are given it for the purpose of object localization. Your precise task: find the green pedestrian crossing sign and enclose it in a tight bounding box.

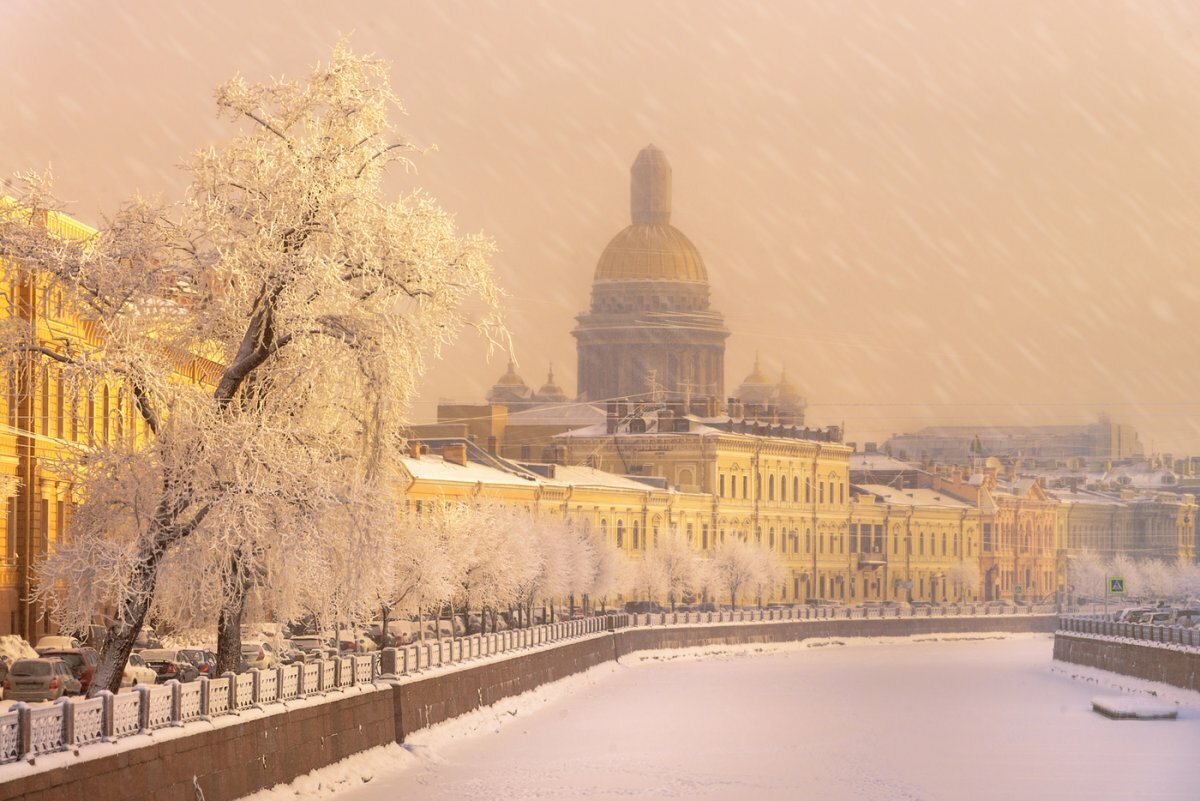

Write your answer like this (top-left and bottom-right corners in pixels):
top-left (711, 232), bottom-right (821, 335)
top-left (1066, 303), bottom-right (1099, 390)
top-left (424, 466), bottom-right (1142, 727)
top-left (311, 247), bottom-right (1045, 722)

top-left (1108, 577), bottom-right (1125, 595)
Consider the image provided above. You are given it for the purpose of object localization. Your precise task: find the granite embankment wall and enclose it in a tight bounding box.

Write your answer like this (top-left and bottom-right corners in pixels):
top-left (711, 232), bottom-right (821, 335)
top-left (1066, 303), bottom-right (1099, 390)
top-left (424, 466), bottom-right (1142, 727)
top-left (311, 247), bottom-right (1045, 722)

top-left (3, 615), bottom-right (1058, 801)
top-left (1053, 633), bottom-right (1200, 692)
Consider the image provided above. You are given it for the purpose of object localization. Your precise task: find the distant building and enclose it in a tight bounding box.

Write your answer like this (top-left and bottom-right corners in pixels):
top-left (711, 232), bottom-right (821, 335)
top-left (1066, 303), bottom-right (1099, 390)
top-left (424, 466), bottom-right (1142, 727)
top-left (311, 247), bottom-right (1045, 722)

top-left (572, 145), bottom-right (729, 403)
top-left (884, 417), bottom-right (1144, 465)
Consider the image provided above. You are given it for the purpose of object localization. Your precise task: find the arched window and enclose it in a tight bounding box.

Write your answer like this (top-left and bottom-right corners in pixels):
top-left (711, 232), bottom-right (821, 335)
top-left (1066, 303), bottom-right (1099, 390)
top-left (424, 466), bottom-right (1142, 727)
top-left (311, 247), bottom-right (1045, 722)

top-left (632, 521), bottom-right (640, 549)
top-left (616, 521), bottom-right (624, 548)
top-left (780, 477), bottom-right (787, 502)
top-left (768, 476), bottom-right (775, 501)
top-left (720, 474), bottom-right (725, 497)
top-left (600, 519), bottom-right (609, 543)
top-left (768, 528), bottom-right (775, 549)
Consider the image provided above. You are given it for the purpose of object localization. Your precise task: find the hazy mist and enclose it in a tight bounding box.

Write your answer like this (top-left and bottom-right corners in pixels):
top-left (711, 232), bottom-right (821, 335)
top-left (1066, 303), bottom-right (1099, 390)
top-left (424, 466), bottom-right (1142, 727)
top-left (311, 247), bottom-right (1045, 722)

top-left (3, 0), bottom-right (1198, 451)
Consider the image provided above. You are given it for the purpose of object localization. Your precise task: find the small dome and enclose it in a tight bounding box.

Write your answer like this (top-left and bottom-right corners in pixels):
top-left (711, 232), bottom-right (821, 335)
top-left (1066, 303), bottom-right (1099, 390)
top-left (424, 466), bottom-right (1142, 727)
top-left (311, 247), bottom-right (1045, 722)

top-left (594, 224), bottom-right (708, 283)
top-left (735, 353), bottom-right (774, 405)
top-left (776, 367), bottom-right (802, 402)
top-left (534, 365), bottom-right (568, 403)
top-left (486, 360), bottom-right (532, 404)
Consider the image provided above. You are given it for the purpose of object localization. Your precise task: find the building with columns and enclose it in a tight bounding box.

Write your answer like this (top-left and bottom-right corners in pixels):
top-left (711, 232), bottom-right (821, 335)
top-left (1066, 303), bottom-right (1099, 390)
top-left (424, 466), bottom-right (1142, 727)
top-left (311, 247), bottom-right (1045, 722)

top-left (572, 145), bottom-right (729, 403)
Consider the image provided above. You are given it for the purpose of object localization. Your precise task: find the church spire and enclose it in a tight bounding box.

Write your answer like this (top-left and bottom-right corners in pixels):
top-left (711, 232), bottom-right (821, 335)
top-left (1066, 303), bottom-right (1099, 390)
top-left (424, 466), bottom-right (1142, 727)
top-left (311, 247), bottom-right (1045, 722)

top-left (631, 144), bottom-right (672, 225)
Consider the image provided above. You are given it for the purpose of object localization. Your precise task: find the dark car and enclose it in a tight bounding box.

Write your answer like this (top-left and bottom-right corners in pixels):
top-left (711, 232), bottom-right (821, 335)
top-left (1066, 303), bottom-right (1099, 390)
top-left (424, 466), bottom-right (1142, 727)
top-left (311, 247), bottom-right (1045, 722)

top-left (139, 649), bottom-right (201, 683)
top-left (3, 658), bottom-right (82, 701)
top-left (38, 647), bottom-right (101, 695)
top-left (180, 649), bottom-right (218, 677)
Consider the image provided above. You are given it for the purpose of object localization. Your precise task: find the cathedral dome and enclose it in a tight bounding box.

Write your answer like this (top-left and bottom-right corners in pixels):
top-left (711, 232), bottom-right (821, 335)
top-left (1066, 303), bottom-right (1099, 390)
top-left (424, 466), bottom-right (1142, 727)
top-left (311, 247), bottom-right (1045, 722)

top-left (534, 366), bottom-right (569, 403)
top-left (486, 360), bottom-right (532, 404)
top-left (734, 354), bottom-right (774, 406)
top-left (593, 144), bottom-right (707, 284)
top-left (593, 224), bottom-right (708, 283)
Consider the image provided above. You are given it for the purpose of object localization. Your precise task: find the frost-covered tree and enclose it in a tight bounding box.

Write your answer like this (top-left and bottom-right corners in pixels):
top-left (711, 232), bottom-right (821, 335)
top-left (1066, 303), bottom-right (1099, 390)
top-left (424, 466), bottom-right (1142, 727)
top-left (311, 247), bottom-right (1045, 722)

top-left (2, 46), bottom-right (500, 692)
top-left (1171, 559), bottom-right (1200, 602)
top-left (748, 544), bottom-right (785, 608)
top-left (712, 537), bottom-right (762, 609)
top-left (1066, 551), bottom-right (1109, 606)
top-left (1138, 558), bottom-right (1175, 600)
top-left (374, 509), bottom-right (456, 646)
top-left (640, 528), bottom-right (700, 611)
top-left (586, 528), bottom-right (630, 612)
top-left (946, 560), bottom-right (982, 602)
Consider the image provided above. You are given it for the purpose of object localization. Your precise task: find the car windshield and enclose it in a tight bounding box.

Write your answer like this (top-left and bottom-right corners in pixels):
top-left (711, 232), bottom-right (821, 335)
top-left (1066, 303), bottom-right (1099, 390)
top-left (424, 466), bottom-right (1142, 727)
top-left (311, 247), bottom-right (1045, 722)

top-left (11, 660), bottom-right (52, 676)
top-left (140, 650), bottom-right (177, 661)
top-left (180, 650), bottom-right (206, 661)
top-left (241, 644), bottom-right (262, 654)
top-left (44, 653), bottom-right (84, 669)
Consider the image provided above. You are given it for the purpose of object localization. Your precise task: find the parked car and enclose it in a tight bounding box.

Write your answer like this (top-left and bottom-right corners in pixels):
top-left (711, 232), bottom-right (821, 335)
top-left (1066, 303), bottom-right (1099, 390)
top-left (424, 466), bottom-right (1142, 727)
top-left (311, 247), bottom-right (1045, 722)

top-left (240, 642), bottom-right (279, 671)
top-left (73, 624), bottom-right (108, 651)
top-left (139, 649), bottom-right (201, 683)
top-left (179, 649), bottom-right (218, 676)
top-left (34, 635), bottom-right (82, 653)
top-left (38, 647), bottom-right (100, 695)
top-left (132, 627), bottom-right (163, 652)
top-left (336, 632), bottom-right (378, 653)
top-left (624, 601), bottom-right (665, 614)
top-left (3, 658), bottom-right (81, 701)
top-left (121, 653), bottom-right (158, 687)
top-left (1114, 607), bottom-right (1154, 623)
top-left (288, 636), bottom-right (327, 655)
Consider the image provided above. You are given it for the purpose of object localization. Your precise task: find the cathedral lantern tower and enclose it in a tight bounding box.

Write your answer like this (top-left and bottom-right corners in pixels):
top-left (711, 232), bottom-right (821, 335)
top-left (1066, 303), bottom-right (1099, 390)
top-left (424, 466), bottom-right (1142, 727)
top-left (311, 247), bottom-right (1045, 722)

top-left (573, 145), bottom-right (729, 403)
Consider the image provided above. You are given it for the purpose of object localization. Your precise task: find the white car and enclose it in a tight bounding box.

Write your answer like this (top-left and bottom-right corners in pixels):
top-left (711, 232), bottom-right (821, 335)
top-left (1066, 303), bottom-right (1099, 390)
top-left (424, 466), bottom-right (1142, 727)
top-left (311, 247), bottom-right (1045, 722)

top-left (240, 642), bottom-right (279, 671)
top-left (121, 653), bottom-right (158, 687)
top-left (34, 635), bottom-right (82, 653)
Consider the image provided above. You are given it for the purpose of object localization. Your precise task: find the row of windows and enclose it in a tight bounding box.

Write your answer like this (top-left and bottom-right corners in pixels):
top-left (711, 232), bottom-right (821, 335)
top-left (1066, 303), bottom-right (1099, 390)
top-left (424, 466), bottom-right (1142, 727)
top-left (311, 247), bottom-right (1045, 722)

top-left (5, 367), bottom-right (146, 447)
top-left (2, 495), bottom-right (68, 562)
top-left (717, 472), bottom-right (847, 505)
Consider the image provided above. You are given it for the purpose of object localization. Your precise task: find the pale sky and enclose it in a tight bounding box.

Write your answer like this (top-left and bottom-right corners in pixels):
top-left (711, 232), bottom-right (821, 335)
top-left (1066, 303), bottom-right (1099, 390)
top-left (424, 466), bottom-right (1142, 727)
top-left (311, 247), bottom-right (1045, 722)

top-left (3, 1), bottom-right (1199, 452)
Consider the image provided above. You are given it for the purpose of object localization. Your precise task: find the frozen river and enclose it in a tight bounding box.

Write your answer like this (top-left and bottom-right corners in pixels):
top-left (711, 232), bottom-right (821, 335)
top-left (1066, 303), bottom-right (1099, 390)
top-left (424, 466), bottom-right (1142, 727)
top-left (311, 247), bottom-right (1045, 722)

top-left (246, 634), bottom-right (1200, 801)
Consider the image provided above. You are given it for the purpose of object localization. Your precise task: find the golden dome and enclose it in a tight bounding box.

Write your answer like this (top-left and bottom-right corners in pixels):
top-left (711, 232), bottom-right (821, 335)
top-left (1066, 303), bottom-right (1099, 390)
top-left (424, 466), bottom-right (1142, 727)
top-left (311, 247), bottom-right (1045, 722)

top-left (594, 224), bottom-right (708, 283)
top-left (592, 145), bottom-right (708, 283)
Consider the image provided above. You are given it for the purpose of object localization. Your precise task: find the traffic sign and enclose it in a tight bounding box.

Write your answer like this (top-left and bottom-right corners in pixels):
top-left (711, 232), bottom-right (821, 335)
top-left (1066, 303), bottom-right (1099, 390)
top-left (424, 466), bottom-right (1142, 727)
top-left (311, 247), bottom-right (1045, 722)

top-left (1108, 577), bottom-right (1125, 595)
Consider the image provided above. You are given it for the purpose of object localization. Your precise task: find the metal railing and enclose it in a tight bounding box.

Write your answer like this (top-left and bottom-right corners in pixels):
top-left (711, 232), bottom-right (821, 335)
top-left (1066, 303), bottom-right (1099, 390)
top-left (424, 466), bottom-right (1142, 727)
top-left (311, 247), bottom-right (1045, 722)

top-left (1058, 615), bottom-right (1200, 649)
top-left (0, 606), bottom-right (1058, 766)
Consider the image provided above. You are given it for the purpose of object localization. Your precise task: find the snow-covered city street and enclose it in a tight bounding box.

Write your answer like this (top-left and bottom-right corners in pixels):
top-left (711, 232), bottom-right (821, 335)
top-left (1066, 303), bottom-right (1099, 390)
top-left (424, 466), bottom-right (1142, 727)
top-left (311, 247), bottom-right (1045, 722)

top-left (243, 634), bottom-right (1199, 801)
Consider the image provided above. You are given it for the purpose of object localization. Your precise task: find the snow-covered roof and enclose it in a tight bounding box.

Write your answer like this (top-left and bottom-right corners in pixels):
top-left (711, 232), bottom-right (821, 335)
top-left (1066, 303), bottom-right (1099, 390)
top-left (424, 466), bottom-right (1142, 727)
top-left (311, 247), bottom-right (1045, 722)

top-left (533, 464), bottom-right (667, 492)
top-left (850, 452), bottom-right (917, 472)
top-left (1047, 488), bottom-right (1126, 507)
top-left (398, 454), bottom-right (539, 488)
top-left (853, 484), bottom-right (972, 509)
top-left (505, 402), bottom-right (606, 427)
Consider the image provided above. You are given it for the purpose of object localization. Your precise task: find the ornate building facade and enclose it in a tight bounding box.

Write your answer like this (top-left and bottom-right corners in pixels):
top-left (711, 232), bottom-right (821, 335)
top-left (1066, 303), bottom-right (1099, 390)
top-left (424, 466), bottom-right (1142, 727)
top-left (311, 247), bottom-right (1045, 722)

top-left (572, 145), bottom-right (729, 403)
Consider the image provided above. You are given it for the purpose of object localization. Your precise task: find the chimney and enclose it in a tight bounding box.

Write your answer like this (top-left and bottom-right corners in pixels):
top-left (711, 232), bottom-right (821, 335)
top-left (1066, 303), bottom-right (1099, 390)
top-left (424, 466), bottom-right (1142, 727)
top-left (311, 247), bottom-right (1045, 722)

top-left (486, 435), bottom-right (499, 456)
top-left (442, 443), bottom-right (467, 466)
top-left (865, 442), bottom-right (877, 454)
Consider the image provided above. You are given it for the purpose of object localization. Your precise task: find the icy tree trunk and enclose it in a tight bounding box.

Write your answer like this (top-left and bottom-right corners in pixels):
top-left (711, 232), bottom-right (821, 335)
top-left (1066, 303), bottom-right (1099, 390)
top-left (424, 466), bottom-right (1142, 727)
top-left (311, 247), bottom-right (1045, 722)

top-left (216, 604), bottom-right (245, 677)
top-left (215, 546), bottom-right (256, 675)
top-left (89, 502), bottom-right (198, 696)
top-left (380, 605), bottom-right (391, 648)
